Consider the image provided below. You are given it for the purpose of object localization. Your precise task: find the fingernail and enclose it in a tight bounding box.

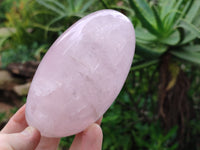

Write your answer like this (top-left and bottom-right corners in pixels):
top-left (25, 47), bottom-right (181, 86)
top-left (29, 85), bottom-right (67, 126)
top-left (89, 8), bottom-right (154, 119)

top-left (21, 126), bottom-right (36, 136)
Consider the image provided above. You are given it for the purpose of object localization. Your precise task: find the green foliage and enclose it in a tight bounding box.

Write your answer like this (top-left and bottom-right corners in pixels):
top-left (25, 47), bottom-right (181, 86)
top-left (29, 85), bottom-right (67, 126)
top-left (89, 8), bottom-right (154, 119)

top-left (4, 0), bottom-right (39, 45)
top-left (132, 123), bottom-right (178, 150)
top-left (171, 50), bottom-right (200, 65)
top-left (10, 107), bottom-right (19, 114)
top-left (0, 0), bottom-right (16, 22)
top-left (102, 103), bottom-right (134, 150)
top-left (35, 0), bottom-right (97, 39)
top-left (0, 113), bottom-right (6, 122)
top-left (99, 0), bottom-right (133, 13)
top-left (1, 42), bottom-right (47, 67)
top-left (127, 0), bottom-right (200, 68)
top-left (59, 136), bottom-right (74, 149)
top-left (102, 65), bottom-right (179, 150)
top-left (0, 0), bottom-right (98, 66)
top-left (0, 27), bottom-right (15, 49)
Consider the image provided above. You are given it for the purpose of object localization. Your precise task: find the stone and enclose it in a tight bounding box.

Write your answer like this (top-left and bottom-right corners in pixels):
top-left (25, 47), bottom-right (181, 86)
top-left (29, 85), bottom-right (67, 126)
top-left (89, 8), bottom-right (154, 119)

top-left (0, 70), bottom-right (13, 89)
top-left (13, 82), bottom-right (31, 96)
top-left (25, 9), bottom-right (135, 137)
top-left (0, 70), bottom-right (22, 90)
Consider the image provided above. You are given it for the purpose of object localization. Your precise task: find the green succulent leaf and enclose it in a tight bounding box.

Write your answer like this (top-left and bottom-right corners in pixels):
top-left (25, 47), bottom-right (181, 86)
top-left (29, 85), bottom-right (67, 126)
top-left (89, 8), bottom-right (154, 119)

top-left (184, 0), bottom-right (200, 23)
top-left (67, 0), bottom-right (75, 12)
top-left (180, 31), bottom-right (197, 45)
top-left (99, 0), bottom-right (109, 8)
top-left (132, 0), bottom-right (156, 24)
top-left (160, 0), bottom-right (177, 20)
top-left (159, 30), bottom-right (180, 45)
top-left (182, 45), bottom-right (200, 52)
top-left (152, 6), bottom-right (163, 32)
top-left (179, 20), bottom-right (200, 38)
top-left (171, 50), bottom-right (200, 65)
top-left (36, 0), bottom-right (66, 15)
top-left (162, 0), bottom-right (184, 28)
top-left (135, 27), bottom-right (157, 42)
top-left (110, 5), bottom-right (133, 13)
top-left (174, 0), bottom-right (192, 27)
top-left (135, 45), bottom-right (165, 59)
top-left (128, 0), bottom-right (159, 35)
top-left (131, 59), bottom-right (159, 71)
top-left (80, 0), bottom-right (96, 13)
top-left (32, 23), bottom-right (64, 32)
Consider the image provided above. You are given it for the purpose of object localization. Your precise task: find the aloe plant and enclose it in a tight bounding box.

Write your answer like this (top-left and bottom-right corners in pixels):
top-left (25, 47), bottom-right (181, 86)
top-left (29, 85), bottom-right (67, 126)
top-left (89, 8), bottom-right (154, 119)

top-left (127, 0), bottom-right (200, 67)
top-left (126, 0), bottom-right (200, 149)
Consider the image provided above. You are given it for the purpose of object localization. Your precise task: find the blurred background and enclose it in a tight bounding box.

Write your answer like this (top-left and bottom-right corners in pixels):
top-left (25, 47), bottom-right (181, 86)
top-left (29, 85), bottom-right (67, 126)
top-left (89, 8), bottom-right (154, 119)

top-left (0, 0), bottom-right (200, 149)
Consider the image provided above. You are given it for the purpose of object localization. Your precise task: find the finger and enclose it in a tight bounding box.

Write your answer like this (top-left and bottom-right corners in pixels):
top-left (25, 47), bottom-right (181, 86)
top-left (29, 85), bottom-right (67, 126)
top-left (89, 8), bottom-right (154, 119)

top-left (1, 105), bottom-right (28, 134)
top-left (0, 126), bottom-right (41, 150)
top-left (35, 136), bottom-right (60, 150)
top-left (81, 124), bottom-right (103, 150)
top-left (96, 116), bottom-right (103, 125)
top-left (70, 123), bottom-right (103, 150)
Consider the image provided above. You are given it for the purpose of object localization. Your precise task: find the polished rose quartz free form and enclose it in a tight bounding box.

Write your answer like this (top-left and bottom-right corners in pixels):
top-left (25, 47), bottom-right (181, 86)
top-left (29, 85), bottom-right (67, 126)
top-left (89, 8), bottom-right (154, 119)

top-left (25, 9), bottom-right (135, 137)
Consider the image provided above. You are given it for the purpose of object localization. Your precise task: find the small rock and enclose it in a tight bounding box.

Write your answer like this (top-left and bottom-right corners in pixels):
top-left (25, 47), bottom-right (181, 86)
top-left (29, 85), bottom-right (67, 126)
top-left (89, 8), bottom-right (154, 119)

top-left (13, 82), bottom-right (31, 96)
top-left (0, 70), bottom-right (23, 90)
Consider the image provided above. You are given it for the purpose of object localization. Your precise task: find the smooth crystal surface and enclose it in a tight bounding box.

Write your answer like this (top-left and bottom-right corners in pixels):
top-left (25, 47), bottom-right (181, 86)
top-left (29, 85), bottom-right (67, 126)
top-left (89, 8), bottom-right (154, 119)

top-left (25, 9), bottom-right (135, 137)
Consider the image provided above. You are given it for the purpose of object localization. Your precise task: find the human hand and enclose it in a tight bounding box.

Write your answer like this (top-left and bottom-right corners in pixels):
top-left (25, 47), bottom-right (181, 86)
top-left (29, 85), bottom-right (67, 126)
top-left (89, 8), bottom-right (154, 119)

top-left (0, 105), bottom-right (103, 150)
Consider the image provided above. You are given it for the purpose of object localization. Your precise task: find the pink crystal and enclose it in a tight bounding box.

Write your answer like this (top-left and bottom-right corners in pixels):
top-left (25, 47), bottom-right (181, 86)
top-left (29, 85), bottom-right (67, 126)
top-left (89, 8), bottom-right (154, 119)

top-left (25, 9), bottom-right (135, 137)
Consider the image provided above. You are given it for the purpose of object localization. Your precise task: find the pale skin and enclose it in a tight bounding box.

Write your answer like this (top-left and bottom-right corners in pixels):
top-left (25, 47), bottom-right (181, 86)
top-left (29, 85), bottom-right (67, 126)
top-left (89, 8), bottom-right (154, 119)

top-left (0, 105), bottom-right (103, 150)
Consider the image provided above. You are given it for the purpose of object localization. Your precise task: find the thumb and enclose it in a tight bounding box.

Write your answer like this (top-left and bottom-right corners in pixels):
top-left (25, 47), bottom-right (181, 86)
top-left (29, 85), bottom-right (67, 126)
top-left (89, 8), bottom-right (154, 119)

top-left (0, 126), bottom-right (41, 150)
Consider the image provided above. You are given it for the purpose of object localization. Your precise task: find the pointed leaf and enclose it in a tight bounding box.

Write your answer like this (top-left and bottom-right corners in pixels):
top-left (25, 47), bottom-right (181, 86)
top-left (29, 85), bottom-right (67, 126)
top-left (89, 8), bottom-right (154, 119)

top-left (179, 20), bottom-right (200, 38)
top-left (131, 59), bottom-right (159, 71)
top-left (161, 0), bottom-right (183, 28)
top-left (182, 45), bottom-right (200, 52)
top-left (44, 14), bottom-right (68, 38)
top-left (44, 0), bottom-right (66, 11)
top-left (36, 0), bottom-right (65, 15)
top-left (136, 39), bottom-right (154, 45)
top-left (184, 0), bottom-right (200, 23)
top-left (161, 0), bottom-right (184, 31)
top-left (160, 30), bottom-right (180, 45)
top-left (167, 0), bottom-right (184, 26)
top-left (75, 0), bottom-right (84, 11)
top-left (135, 27), bottom-right (157, 42)
top-left (128, 0), bottom-right (158, 35)
top-left (110, 6), bottom-right (133, 14)
top-left (180, 31), bottom-right (197, 45)
top-left (134, 0), bottom-right (156, 24)
top-left (32, 23), bottom-right (64, 32)
top-left (135, 45), bottom-right (164, 59)
top-left (80, 0), bottom-right (95, 13)
top-left (67, 0), bottom-right (75, 12)
top-left (171, 50), bottom-right (200, 65)
top-left (160, 0), bottom-right (177, 19)
top-left (99, 0), bottom-right (109, 8)
top-left (152, 6), bottom-right (163, 31)
top-left (174, 0), bottom-right (192, 26)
